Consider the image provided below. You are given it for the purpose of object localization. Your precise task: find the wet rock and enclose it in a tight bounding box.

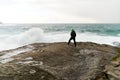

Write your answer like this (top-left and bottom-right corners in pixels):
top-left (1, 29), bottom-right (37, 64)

top-left (0, 42), bottom-right (119, 80)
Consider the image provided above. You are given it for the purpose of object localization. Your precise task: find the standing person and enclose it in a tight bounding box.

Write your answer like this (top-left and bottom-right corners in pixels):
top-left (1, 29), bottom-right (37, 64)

top-left (68, 29), bottom-right (76, 47)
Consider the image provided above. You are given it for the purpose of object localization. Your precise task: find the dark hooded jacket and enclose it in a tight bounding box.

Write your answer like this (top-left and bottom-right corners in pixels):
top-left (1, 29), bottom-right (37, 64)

top-left (71, 30), bottom-right (76, 37)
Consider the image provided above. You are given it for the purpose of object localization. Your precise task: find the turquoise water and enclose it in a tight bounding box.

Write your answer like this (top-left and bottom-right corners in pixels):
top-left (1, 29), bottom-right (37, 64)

top-left (0, 24), bottom-right (120, 36)
top-left (0, 23), bottom-right (120, 51)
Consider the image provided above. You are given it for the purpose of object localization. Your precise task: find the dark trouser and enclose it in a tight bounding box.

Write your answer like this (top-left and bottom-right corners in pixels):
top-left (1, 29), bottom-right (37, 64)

top-left (68, 37), bottom-right (76, 47)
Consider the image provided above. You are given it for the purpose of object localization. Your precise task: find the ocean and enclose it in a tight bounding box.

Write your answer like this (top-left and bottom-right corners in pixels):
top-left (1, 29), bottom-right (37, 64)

top-left (0, 23), bottom-right (120, 51)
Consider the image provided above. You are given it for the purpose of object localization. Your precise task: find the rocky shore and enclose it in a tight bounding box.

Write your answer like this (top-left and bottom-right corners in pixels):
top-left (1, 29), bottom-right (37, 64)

top-left (0, 42), bottom-right (120, 80)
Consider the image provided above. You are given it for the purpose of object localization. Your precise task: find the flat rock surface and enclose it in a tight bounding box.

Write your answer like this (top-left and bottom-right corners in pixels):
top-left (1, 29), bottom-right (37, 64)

top-left (0, 42), bottom-right (120, 80)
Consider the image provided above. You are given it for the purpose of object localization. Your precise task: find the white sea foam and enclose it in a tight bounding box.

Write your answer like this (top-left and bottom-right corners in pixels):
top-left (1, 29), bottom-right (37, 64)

top-left (77, 33), bottom-right (120, 46)
top-left (0, 27), bottom-right (120, 51)
top-left (0, 28), bottom-right (44, 51)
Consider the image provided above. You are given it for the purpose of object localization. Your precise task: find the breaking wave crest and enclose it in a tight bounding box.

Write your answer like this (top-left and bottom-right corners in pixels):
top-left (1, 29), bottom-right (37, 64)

top-left (0, 27), bottom-right (120, 51)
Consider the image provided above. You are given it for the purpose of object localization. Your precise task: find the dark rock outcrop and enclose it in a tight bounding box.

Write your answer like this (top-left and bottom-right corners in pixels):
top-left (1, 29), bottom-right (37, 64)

top-left (0, 42), bottom-right (120, 80)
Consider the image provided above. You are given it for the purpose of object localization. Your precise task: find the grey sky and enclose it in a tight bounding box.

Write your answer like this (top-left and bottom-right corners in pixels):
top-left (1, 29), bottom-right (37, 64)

top-left (0, 0), bottom-right (119, 23)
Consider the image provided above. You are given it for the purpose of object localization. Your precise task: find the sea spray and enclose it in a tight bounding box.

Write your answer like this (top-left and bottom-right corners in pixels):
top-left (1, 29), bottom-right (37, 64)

top-left (0, 24), bottom-right (120, 51)
top-left (0, 28), bottom-right (44, 51)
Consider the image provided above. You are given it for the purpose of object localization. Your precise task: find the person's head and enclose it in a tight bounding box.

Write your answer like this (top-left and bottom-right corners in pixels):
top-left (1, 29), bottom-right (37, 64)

top-left (71, 29), bottom-right (75, 32)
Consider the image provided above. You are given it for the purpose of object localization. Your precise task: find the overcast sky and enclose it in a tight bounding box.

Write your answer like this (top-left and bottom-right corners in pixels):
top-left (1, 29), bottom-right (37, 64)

top-left (0, 0), bottom-right (119, 23)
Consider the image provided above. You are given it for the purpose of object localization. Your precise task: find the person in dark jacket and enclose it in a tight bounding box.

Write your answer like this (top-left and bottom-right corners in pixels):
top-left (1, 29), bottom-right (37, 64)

top-left (68, 29), bottom-right (76, 46)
